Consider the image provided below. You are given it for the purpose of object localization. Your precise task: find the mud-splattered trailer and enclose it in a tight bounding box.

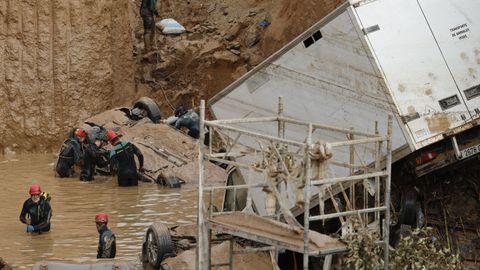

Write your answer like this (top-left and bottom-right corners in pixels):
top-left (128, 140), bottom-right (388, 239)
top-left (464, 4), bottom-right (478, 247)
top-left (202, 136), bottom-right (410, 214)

top-left (209, 0), bottom-right (480, 211)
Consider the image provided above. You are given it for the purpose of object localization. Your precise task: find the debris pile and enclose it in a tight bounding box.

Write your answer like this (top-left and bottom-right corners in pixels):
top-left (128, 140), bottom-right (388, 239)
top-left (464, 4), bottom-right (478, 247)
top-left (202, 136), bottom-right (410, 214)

top-left (341, 219), bottom-right (463, 270)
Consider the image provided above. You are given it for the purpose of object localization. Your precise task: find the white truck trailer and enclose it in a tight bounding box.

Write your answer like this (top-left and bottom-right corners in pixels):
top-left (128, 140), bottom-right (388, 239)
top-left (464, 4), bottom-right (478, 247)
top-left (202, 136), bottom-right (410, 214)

top-left (209, 0), bottom-right (480, 216)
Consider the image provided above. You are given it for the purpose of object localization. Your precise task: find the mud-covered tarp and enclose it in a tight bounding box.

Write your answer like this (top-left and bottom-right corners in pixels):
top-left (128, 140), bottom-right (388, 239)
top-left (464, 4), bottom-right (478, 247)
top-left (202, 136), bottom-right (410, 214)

top-left (83, 109), bottom-right (227, 186)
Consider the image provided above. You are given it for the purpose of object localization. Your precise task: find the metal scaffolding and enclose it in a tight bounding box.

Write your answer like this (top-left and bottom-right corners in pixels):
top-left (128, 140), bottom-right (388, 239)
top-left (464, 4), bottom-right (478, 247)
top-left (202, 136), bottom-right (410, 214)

top-left (196, 97), bottom-right (393, 270)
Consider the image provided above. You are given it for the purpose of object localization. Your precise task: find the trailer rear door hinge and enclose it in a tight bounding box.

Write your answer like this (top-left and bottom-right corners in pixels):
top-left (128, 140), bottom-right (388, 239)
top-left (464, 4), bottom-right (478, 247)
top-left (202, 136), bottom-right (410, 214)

top-left (363, 25), bottom-right (380, 35)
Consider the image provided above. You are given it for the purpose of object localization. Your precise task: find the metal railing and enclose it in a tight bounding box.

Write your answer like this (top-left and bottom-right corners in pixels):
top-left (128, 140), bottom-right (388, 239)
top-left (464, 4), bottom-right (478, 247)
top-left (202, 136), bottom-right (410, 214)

top-left (196, 97), bottom-right (393, 270)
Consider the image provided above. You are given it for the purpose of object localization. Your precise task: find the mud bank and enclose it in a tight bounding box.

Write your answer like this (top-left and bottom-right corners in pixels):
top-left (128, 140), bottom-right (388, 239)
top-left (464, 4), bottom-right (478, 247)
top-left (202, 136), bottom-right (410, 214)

top-left (0, 0), bottom-right (135, 153)
top-left (0, 0), bottom-right (346, 153)
top-left (133, 0), bottom-right (345, 118)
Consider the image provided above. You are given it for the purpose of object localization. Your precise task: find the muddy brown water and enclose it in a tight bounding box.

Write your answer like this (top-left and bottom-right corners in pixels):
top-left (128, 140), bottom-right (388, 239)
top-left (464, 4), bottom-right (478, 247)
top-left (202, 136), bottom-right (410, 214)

top-left (0, 154), bottom-right (198, 268)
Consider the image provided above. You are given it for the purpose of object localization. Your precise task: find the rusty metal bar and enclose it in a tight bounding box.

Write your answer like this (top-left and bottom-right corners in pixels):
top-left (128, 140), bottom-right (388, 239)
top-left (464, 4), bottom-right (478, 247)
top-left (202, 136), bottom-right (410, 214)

top-left (278, 116), bottom-right (379, 137)
top-left (374, 121), bottom-right (381, 222)
top-left (205, 122), bottom-right (305, 147)
top-left (311, 171), bottom-right (387, 186)
top-left (329, 136), bottom-right (388, 147)
top-left (309, 206), bottom-right (387, 221)
top-left (204, 183), bottom-right (266, 192)
top-left (349, 128), bottom-right (355, 210)
top-left (197, 100), bottom-right (208, 270)
top-left (383, 115), bottom-right (393, 270)
top-left (303, 123), bottom-right (313, 270)
top-left (207, 116), bottom-right (278, 125)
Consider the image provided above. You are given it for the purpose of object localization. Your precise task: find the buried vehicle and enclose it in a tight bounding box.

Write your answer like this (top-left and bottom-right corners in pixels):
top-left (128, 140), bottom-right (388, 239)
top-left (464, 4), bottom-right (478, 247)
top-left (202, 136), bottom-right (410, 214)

top-left (77, 97), bottom-right (228, 187)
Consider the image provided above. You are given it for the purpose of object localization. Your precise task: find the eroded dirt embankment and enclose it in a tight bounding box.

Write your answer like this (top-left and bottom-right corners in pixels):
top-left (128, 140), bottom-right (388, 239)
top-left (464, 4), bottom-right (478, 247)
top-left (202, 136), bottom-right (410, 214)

top-left (0, 0), bottom-right (135, 152)
top-left (0, 0), bottom-right (345, 153)
top-left (132, 0), bottom-right (345, 118)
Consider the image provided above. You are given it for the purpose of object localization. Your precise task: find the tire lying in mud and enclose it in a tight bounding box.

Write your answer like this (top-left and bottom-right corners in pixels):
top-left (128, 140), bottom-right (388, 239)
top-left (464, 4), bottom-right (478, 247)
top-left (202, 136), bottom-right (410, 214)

top-left (142, 222), bottom-right (174, 269)
top-left (133, 97), bottom-right (162, 123)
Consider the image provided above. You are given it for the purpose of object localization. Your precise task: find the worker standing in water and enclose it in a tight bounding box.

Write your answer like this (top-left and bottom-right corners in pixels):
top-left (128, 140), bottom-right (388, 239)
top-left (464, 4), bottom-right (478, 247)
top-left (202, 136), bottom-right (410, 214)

top-left (55, 128), bottom-right (86, 177)
top-left (107, 130), bottom-right (145, 187)
top-left (95, 213), bottom-right (116, 259)
top-left (19, 184), bottom-right (52, 233)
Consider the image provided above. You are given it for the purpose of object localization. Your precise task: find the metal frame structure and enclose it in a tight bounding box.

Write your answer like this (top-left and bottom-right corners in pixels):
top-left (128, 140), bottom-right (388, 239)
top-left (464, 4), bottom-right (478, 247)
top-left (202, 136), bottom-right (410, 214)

top-left (196, 98), bottom-right (393, 270)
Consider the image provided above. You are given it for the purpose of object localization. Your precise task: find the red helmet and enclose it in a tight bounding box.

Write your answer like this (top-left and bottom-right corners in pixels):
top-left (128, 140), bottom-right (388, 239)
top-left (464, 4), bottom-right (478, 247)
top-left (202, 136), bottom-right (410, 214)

top-left (75, 128), bottom-right (87, 138)
top-left (106, 130), bottom-right (119, 142)
top-left (95, 213), bottom-right (109, 223)
top-left (29, 184), bottom-right (42, 195)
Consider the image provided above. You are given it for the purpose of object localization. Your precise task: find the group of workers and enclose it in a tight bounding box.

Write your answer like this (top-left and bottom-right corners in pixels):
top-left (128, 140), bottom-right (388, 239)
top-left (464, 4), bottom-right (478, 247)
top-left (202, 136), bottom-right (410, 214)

top-left (55, 128), bottom-right (144, 187)
top-left (19, 184), bottom-right (116, 259)
top-left (55, 103), bottom-right (201, 186)
top-left (17, 0), bottom-right (205, 261)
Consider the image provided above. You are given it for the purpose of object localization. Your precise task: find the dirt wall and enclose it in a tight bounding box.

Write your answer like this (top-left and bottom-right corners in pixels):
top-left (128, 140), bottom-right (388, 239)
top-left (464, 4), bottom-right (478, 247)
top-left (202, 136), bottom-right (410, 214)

top-left (134, 0), bottom-right (346, 118)
top-left (0, 0), bottom-right (135, 152)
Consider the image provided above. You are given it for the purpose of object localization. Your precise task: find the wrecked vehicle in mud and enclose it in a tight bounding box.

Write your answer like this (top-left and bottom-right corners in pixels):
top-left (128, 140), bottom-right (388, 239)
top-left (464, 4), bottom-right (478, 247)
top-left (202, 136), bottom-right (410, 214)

top-left (68, 96), bottom-right (228, 188)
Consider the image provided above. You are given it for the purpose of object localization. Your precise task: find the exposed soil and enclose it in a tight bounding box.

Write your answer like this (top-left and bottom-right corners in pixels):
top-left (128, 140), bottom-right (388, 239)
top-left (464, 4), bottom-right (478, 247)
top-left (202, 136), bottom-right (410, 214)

top-left (130, 0), bottom-right (345, 122)
top-left (0, 0), bottom-right (344, 153)
top-left (0, 0), bottom-right (135, 153)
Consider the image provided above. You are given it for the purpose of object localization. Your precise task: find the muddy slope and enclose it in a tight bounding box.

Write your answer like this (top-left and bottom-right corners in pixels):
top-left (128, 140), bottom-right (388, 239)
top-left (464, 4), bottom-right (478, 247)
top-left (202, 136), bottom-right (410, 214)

top-left (133, 0), bottom-right (345, 116)
top-left (0, 0), bottom-right (344, 153)
top-left (0, 0), bottom-right (135, 152)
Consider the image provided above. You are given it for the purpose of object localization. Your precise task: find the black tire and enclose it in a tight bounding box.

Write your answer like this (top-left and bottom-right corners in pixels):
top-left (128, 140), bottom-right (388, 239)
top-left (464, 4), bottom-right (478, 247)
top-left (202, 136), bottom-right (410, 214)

top-left (157, 175), bottom-right (182, 188)
top-left (398, 189), bottom-right (417, 227)
top-left (133, 97), bottom-right (162, 123)
top-left (142, 222), bottom-right (173, 269)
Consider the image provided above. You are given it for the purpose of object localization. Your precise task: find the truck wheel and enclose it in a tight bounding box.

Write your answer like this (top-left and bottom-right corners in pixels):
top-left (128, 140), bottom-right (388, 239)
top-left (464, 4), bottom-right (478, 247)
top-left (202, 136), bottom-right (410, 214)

top-left (142, 222), bottom-right (173, 269)
top-left (133, 97), bottom-right (162, 123)
top-left (398, 189), bottom-right (417, 227)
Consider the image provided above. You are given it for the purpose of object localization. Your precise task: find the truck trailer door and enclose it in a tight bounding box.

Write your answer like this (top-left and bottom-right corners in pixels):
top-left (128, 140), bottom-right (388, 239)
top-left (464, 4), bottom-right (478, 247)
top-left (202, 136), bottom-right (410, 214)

top-left (417, 0), bottom-right (480, 119)
top-left (353, 0), bottom-right (471, 150)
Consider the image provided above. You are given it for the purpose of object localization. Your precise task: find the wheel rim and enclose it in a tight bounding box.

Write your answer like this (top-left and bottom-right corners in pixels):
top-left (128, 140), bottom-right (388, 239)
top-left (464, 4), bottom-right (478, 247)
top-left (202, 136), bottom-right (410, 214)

top-left (147, 231), bottom-right (158, 264)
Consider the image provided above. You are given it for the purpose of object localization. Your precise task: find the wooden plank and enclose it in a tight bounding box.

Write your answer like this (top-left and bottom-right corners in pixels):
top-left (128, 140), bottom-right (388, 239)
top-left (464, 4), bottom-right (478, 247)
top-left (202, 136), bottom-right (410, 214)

top-left (208, 212), bottom-right (347, 256)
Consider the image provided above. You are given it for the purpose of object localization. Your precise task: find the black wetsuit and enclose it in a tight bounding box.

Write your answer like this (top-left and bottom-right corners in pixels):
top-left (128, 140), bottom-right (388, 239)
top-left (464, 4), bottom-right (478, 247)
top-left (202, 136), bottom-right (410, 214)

top-left (19, 197), bottom-right (52, 233)
top-left (97, 226), bottom-right (116, 259)
top-left (55, 137), bottom-right (82, 177)
top-left (110, 141), bottom-right (144, 187)
top-left (80, 139), bottom-right (109, 181)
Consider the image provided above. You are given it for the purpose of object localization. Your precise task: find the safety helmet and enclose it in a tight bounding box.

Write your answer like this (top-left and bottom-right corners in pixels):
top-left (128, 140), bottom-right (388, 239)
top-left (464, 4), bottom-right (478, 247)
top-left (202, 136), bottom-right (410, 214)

top-left (95, 212), bottom-right (108, 223)
top-left (74, 128), bottom-right (87, 138)
top-left (106, 130), bottom-right (119, 142)
top-left (174, 106), bottom-right (187, 117)
top-left (29, 184), bottom-right (42, 196)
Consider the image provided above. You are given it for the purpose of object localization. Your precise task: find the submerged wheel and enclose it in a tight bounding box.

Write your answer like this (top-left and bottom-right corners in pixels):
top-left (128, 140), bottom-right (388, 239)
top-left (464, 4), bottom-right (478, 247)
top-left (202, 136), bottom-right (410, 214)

top-left (133, 97), bottom-right (162, 123)
top-left (142, 222), bottom-right (173, 269)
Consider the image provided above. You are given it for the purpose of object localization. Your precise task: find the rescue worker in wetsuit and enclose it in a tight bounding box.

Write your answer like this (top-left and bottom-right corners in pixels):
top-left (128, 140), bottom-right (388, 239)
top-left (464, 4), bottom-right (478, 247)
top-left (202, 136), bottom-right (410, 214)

top-left (19, 184), bottom-right (52, 233)
top-left (173, 106), bottom-right (200, 139)
top-left (107, 130), bottom-right (145, 187)
top-left (140, 0), bottom-right (158, 52)
top-left (80, 134), bottom-right (109, 182)
top-left (95, 213), bottom-right (116, 259)
top-left (55, 128), bottom-right (86, 177)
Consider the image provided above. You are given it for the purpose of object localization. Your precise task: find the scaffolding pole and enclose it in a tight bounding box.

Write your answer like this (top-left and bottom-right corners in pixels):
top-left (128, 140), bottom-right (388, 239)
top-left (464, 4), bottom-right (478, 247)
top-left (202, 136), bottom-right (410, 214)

top-left (196, 98), bottom-right (393, 270)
